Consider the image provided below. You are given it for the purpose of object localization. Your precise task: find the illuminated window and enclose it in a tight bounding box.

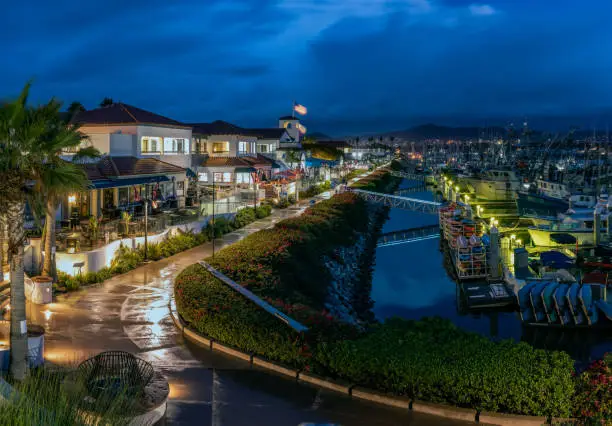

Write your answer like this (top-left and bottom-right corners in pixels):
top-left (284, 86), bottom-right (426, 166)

top-left (163, 138), bottom-right (189, 154)
top-left (141, 137), bottom-right (161, 153)
top-left (236, 173), bottom-right (253, 184)
top-left (238, 141), bottom-right (248, 154)
top-left (213, 142), bottom-right (230, 153)
top-left (198, 172), bottom-right (208, 182)
top-left (213, 172), bottom-right (232, 183)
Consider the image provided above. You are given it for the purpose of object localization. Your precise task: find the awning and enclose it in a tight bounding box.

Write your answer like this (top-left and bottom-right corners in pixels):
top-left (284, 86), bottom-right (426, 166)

top-left (90, 176), bottom-right (170, 189)
top-left (186, 168), bottom-right (197, 179)
top-left (235, 167), bottom-right (257, 173)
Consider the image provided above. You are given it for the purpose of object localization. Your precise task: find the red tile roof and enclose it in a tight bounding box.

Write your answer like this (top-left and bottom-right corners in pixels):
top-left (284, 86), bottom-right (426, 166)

top-left (83, 156), bottom-right (185, 180)
top-left (72, 103), bottom-right (189, 128)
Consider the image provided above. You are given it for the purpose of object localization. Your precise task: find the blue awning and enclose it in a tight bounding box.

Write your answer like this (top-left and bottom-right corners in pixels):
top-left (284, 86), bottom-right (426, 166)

top-left (540, 250), bottom-right (575, 269)
top-left (305, 158), bottom-right (338, 168)
top-left (186, 168), bottom-right (197, 178)
top-left (90, 176), bottom-right (170, 189)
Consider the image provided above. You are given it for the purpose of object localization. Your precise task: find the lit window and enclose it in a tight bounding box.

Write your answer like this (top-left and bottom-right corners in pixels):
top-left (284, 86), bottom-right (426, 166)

top-left (223, 172), bottom-right (232, 182)
top-left (258, 145), bottom-right (268, 153)
top-left (213, 142), bottom-right (230, 153)
top-left (238, 141), bottom-right (248, 154)
top-left (198, 173), bottom-right (208, 182)
top-left (141, 137), bottom-right (161, 153)
top-left (213, 172), bottom-right (232, 183)
top-left (163, 138), bottom-right (189, 154)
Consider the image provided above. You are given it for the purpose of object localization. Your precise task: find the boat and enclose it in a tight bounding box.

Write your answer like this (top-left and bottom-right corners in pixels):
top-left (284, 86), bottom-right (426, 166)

top-left (567, 284), bottom-right (585, 325)
top-left (516, 180), bottom-right (598, 218)
top-left (540, 282), bottom-right (559, 323)
top-left (527, 208), bottom-right (609, 247)
top-left (530, 281), bottom-right (550, 322)
top-left (462, 168), bottom-right (521, 201)
top-left (553, 283), bottom-right (572, 325)
top-left (518, 282), bottom-right (537, 322)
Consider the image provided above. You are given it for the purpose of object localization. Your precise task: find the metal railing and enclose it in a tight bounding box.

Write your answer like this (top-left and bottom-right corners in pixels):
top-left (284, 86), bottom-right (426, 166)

top-left (378, 224), bottom-right (440, 247)
top-left (198, 261), bottom-right (308, 333)
top-left (349, 188), bottom-right (441, 214)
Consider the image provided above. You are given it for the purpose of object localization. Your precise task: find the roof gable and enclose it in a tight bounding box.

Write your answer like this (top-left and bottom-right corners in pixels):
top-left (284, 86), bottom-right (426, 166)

top-left (73, 103), bottom-right (189, 128)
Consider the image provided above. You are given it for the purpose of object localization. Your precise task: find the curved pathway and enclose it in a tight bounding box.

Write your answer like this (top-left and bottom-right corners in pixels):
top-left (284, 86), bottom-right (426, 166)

top-left (27, 200), bottom-right (473, 426)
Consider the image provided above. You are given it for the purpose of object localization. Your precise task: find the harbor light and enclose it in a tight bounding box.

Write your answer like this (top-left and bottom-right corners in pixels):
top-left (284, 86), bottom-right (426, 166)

top-left (494, 219), bottom-right (499, 226)
top-left (511, 234), bottom-right (516, 240)
top-left (516, 239), bottom-right (522, 246)
top-left (464, 195), bottom-right (470, 201)
top-left (68, 194), bottom-right (76, 204)
top-left (490, 217), bottom-right (495, 225)
top-left (455, 186), bottom-right (459, 192)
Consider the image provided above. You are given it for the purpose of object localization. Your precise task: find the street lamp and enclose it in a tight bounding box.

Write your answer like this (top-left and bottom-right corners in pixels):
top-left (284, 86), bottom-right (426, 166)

top-left (143, 184), bottom-right (149, 262)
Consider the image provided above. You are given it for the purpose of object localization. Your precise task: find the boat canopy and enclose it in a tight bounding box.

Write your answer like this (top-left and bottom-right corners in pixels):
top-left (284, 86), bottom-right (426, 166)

top-left (549, 233), bottom-right (577, 245)
top-left (540, 250), bottom-right (575, 268)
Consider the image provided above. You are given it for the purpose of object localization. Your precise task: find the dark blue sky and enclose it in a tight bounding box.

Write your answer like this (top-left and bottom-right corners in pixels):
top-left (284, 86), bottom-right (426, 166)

top-left (2, 0), bottom-right (612, 135)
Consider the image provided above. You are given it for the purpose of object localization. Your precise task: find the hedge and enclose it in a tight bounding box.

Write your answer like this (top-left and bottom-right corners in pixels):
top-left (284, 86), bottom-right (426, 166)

top-left (56, 206), bottom-right (271, 292)
top-left (316, 317), bottom-right (576, 417)
top-left (299, 181), bottom-right (331, 199)
top-left (204, 192), bottom-right (371, 308)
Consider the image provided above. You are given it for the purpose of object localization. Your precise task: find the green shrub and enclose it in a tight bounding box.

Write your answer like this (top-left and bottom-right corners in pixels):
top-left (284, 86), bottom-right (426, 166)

top-left (573, 355), bottom-right (611, 422)
top-left (255, 204), bottom-right (272, 219)
top-left (234, 207), bottom-right (257, 228)
top-left (316, 317), bottom-right (575, 417)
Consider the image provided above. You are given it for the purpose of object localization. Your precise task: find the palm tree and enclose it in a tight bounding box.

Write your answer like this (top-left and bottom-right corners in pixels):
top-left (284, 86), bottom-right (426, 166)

top-left (99, 97), bottom-right (114, 108)
top-left (66, 101), bottom-right (85, 118)
top-left (0, 83), bottom-right (53, 380)
top-left (36, 144), bottom-right (98, 279)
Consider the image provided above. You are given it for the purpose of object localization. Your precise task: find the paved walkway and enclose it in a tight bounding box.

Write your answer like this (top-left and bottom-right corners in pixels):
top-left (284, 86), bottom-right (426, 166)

top-left (27, 197), bottom-right (473, 426)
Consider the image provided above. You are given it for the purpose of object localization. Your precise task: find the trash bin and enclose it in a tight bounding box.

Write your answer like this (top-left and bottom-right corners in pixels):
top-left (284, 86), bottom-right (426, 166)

top-left (30, 276), bottom-right (53, 304)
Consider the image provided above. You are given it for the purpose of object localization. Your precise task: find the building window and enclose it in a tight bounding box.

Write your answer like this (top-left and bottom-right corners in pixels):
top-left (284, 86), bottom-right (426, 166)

top-left (236, 173), bottom-right (253, 184)
top-left (213, 172), bottom-right (232, 183)
top-left (238, 141), bottom-right (248, 154)
top-left (163, 137), bottom-right (189, 154)
top-left (141, 137), bottom-right (161, 153)
top-left (213, 142), bottom-right (230, 153)
top-left (258, 145), bottom-right (268, 153)
top-left (198, 172), bottom-right (208, 182)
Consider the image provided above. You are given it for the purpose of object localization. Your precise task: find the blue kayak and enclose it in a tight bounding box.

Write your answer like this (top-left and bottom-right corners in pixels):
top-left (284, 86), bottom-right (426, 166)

top-left (553, 283), bottom-right (571, 325)
top-left (518, 282), bottom-right (537, 322)
top-left (530, 281), bottom-right (550, 323)
top-left (541, 282), bottom-right (560, 323)
top-left (567, 284), bottom-right (585, 325)
top-left (595, 300), bottom-right (612, 322)
top-left (579, 285), bottom-right (599, 325)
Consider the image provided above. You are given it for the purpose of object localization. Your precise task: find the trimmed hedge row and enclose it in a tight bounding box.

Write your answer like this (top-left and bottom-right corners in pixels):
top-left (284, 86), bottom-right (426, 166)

top-left (56, 206), bottom-right (271, 291)
top-left (316, 317), bottom-right (575, 417)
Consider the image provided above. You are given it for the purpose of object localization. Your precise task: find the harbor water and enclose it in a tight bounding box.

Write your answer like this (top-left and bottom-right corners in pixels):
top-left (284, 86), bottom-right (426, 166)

top-left (371, 179), bottom-right (612, 363)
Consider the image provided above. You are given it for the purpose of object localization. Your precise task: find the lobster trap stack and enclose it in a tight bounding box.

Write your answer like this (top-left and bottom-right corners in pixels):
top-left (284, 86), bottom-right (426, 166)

top-left (439, 203), bottom-right (490, 280)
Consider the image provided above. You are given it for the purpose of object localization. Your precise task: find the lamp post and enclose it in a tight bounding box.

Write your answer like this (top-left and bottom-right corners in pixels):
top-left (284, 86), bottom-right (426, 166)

top-left (212, 171), bottom-right (216, 260)
top-left (144, 184), bottom-right (149, 262)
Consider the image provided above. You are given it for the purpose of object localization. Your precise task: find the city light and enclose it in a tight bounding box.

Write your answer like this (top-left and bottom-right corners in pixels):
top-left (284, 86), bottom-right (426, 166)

top-left (68, 194), bottom-right (76, 204)
top-left (511, 234), bottom-right (516, 240)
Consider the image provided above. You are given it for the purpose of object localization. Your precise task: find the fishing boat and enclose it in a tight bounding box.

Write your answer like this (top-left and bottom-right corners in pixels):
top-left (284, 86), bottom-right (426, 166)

top-left (462, 168), bottom-right (521, 201)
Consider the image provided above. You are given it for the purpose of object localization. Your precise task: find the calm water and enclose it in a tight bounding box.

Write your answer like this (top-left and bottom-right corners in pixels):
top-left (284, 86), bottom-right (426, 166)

top-left (371, 179), bottom-right (612, 363)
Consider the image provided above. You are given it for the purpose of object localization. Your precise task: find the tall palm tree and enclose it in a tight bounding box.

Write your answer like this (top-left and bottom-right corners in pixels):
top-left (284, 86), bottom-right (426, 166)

top-left (35, 122), bottom-right (98, 278)
top-left (99, 97), bottom-right (114, 108)
top-left (66, 101), bottom-right (86, 118)
top-left (0, 83), bottom-right (52, 380)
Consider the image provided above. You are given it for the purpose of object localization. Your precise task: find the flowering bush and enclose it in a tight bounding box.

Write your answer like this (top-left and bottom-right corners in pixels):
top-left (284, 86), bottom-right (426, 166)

top-left (573, 354), bottom-right (611, 422)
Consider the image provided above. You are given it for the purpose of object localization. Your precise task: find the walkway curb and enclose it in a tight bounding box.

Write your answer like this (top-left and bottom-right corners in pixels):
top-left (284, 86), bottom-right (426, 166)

top-left (168, 299), bottom-right (560, 426)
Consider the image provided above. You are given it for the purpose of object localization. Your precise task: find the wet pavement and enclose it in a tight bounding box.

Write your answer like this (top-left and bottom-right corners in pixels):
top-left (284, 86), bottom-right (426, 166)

top-left (27, 201), bottom-right (473, 426)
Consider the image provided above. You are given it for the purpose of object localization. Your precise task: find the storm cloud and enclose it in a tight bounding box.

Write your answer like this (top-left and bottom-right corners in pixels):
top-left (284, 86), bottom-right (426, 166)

top-left (2, 0), bottom-right (611, 135)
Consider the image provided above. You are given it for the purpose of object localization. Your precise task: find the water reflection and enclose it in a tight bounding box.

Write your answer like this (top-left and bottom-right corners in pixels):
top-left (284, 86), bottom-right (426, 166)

top-left (371, 181), bottom-right (612, 362)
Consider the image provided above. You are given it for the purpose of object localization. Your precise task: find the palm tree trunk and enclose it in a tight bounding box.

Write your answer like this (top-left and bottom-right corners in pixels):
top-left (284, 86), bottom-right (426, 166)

top-left (42, 197), bottom-right (56, 278)
top-left (7, 200), bottom-right (28, 381)
top-left (0, 214), bottom-right (5, 280)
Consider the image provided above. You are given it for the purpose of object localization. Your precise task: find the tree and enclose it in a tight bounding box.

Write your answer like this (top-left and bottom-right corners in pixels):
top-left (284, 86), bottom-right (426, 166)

top-left (285, 150), bottom-right (302, 169)
top-left (35, 120), bottom-right (98, 279)
top-left (100, 97), bottom-right (114, 107)
top-left (0, 83), bottom-right (53, 380)
top-left (66, 101), bottom-right (85, 117)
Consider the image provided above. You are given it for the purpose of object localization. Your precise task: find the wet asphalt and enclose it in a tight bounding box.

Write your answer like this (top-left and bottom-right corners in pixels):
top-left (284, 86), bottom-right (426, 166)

top-left (27, 201), bottom-right (473, 426)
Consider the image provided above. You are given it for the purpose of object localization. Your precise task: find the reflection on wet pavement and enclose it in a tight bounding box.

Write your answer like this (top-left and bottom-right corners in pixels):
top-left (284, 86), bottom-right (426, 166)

top-left (26, 205), bottom-right (473, 426)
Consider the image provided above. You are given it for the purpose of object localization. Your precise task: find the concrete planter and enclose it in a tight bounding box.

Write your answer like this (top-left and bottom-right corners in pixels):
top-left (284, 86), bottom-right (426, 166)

top-left (26, 276), bottom-right (53, 304)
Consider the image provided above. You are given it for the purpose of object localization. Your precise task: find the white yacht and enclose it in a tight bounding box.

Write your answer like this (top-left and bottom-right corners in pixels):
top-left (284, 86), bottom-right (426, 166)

top-left (463, 169), bottom-right (521, 201)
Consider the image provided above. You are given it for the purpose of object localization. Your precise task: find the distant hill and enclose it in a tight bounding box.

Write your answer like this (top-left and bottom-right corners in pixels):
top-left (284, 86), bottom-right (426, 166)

top-left (306, 131), bottom-right (332, 140)
top-left (381, 124), bottom-right (507, 140)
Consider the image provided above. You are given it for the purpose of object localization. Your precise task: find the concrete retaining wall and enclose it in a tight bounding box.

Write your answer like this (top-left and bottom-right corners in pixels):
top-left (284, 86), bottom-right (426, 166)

top-left (26, 213), bottom-right (235, 275)
top-left (168, 298), bottom-right (558, 426)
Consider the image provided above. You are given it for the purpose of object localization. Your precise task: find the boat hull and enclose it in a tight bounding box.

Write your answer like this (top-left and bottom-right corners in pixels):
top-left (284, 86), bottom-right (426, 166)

top-left (528, 227), bottom-right (595, 247)
top-left (516, 192), bottom-right (568, 217)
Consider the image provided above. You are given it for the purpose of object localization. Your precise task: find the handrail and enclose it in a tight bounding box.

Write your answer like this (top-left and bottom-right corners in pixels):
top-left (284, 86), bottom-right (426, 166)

top-left (198, 261), bottom-right (308, 333)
